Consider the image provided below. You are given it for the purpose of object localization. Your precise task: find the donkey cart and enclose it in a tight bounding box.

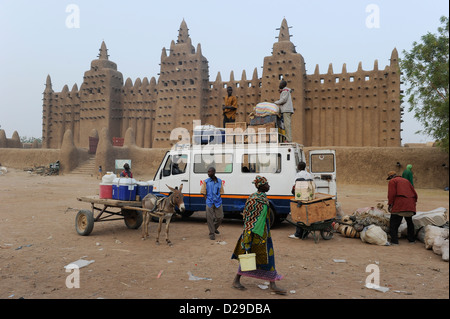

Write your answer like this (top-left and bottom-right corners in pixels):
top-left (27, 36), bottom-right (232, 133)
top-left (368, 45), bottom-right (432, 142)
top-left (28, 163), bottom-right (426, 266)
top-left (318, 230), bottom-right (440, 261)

top-left (286, 193), bottom-right (337, 243)
top-left (75, 195), bottom-right (162, 236)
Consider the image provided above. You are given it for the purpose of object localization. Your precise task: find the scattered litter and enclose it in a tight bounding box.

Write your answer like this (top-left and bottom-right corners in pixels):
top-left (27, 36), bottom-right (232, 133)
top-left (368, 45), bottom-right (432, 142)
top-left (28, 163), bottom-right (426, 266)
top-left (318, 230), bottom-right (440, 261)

top-left (365, 283), bottom-right (389, 293)
top-left (216, 241), bottom-right (227, 245)
top-left (0, 166), bottom-right (8, 175)
top-left (258, 284), bottom-right (269, 290)
top-left (8, 294), bottom-right (14, 298)
top-left (333, 259), bottom-right (346, 263)
top-left (121, 282), bottom-right (130, 287)
top-left (64, 259), bottom-right (95, 269)
top-left (289, 290), bottom-right (296, 294)
top-left (156, 270), bottom-right (164, 278)
top-left (393, 290), bottom-right (412, 295)
top-left (15, 244), bottom-right (32, 250)
top-left (167, 260), bottom-right (173, 263)
top-left (115, 239), bottom-right (122, 244)
top-left (187, 271), bottom-right (212, 281)
top-left (112, 249), bottom-right (130, 253)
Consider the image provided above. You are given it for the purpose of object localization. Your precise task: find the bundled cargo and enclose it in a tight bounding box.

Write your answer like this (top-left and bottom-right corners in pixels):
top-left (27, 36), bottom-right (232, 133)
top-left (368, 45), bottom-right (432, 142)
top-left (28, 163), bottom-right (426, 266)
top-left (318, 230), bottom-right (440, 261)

top-left (193, 125), bottom-right (224, 145)
top-left (294, 180), bottom-right (316, 201)
top-left (254, 102), bottom-right (279, 117)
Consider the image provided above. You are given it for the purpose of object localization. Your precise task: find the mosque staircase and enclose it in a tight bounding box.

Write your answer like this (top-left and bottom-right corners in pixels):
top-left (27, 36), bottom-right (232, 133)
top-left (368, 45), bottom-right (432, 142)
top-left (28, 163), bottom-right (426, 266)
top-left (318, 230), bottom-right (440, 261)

top-left (69, 155), bottom-right (96, 176)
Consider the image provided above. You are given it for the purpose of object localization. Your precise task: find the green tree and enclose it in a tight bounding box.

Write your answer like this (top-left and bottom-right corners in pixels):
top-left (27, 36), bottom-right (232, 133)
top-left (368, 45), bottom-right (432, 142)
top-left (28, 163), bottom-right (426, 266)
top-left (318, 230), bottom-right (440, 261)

top-left (401, 16), bottom-right (449, 152)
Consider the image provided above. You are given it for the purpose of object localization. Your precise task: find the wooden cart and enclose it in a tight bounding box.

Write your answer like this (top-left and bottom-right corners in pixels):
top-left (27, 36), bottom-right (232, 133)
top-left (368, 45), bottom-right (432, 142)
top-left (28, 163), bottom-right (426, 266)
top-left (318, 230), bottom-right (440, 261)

top-left (287, 193), bottom-right (337, 243)
top-left (75, 195), bottom-right (163, 236)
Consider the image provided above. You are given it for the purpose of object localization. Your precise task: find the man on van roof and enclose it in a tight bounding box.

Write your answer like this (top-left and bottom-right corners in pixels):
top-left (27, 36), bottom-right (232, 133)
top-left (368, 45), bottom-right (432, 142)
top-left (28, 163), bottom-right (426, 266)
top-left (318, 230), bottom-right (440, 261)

top-left (201, 167), bottom-right (225, 240)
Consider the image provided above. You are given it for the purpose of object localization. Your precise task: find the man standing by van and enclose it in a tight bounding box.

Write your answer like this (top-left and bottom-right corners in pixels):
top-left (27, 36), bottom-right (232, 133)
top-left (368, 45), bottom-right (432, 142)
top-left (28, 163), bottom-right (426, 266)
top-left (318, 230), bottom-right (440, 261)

top-left (223, 86), bottom-right (238, 128)
top-left (274, 80), bottom-right (294, 142)
top-left (201, 167), bottom-right (224, 240)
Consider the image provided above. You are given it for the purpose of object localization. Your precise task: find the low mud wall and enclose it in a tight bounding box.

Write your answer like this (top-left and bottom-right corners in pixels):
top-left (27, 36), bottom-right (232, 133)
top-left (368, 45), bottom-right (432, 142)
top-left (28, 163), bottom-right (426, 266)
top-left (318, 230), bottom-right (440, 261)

top-left (1, 146), bottom-right (448, 189)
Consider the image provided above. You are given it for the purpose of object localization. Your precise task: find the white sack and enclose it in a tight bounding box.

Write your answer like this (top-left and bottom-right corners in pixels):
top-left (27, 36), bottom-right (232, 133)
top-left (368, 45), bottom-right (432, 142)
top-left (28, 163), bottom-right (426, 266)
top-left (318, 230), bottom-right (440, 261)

top-left (424, 225), bottom-right (449, 250)
top-left (441, 239), bottom-right (449, 262)
top-left (432, 236), bottom-right (446, 256)
top-left (360, 225), bottom-right (389, 246)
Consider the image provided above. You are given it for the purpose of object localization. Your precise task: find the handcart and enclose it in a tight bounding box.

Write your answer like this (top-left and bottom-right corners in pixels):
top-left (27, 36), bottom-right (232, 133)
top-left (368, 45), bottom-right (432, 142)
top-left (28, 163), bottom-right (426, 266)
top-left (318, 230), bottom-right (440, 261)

top-left (75, 195), bottom-right (163, 236)
top-left (286, 193), bottom-right (337, 243)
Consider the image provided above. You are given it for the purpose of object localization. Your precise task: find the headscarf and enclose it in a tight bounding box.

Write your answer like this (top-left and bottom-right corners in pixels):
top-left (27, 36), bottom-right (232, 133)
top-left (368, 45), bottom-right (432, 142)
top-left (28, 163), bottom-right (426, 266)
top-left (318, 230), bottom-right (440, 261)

top-left (252, 175), bottom-right (268, 189)
top-left (406, 164), bottom-right (412, 170)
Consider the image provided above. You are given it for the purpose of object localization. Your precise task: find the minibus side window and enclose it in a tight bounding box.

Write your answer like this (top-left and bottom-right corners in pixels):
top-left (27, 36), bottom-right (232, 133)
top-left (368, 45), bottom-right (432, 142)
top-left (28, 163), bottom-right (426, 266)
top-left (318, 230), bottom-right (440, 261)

top-left (241, 153), bottom-right (281, 173)
top-left (193, 153), bottom-right (233, 173)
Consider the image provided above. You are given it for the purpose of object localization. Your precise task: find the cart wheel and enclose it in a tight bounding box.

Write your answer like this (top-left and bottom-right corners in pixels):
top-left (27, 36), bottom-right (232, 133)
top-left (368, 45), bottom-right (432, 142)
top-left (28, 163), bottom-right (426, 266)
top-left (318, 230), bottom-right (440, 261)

top-left (320, 228), bottom-right (334, 240)
top-left (123, 209), bottom-right (143, 229)
top-left (76, 210), bottom-right (94, 236)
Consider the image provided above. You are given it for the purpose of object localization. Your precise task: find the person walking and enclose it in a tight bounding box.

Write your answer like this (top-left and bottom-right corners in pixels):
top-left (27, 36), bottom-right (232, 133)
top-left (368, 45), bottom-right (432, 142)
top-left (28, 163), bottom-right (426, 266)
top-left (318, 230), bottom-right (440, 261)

top-left (274, 80), bottom-right (293, 142)
top-left (200, 167), bottom-right (224, 240)
top-left (231, 176), bottom-right (286, 295)
top-left (386, 171), bottom-right (418, 245)
top-left (402, 164), bottom-right (414, 187)
top-left (223, 86), bottom-right (238, 128)
top-left (97, 165), bottom-right (103, 180)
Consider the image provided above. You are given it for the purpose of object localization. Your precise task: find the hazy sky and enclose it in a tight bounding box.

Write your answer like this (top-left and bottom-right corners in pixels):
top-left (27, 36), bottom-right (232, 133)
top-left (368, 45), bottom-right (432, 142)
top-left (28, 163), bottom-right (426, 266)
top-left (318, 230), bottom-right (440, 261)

top-left (0, 0), bottom-right (448, 144)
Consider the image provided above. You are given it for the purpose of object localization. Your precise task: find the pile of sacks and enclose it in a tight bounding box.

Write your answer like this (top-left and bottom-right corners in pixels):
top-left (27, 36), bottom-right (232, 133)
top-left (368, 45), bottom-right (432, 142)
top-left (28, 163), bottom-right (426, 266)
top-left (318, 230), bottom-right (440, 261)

top-left (334, 204), bottom-right (390, 245)
top-left (424, 224), bottom-right (449, 262)
top-left (334, 204), bottom-right (449, 255)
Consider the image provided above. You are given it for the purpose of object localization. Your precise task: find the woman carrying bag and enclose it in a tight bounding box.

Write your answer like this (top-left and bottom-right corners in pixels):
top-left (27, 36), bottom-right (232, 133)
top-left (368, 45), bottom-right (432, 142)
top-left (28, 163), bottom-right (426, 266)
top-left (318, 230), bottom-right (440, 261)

top-left (231, 175), bottom-right (286, 295)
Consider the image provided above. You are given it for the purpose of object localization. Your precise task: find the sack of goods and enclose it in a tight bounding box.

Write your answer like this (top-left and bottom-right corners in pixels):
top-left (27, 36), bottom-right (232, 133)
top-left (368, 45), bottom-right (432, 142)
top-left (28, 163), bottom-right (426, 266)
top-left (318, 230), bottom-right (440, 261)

top-left (360, 225), bottom-right (389, 245)
top-left (294, 180), bottom-right (316, 201)
top-left (254, 102), bottom-right (279, 117)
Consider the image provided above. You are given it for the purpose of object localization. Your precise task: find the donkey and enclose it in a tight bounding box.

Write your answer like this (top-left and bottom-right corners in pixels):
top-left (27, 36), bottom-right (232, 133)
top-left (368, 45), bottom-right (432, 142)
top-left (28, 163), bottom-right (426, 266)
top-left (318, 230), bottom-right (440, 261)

top-left (141, 184), bottom-right (185, 245)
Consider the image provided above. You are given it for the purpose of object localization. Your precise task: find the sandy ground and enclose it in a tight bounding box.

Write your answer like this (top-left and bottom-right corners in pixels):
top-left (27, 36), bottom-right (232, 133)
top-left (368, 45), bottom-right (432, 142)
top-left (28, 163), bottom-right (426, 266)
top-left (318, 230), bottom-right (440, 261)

top-left (0, 168), bottom-right (448, 302)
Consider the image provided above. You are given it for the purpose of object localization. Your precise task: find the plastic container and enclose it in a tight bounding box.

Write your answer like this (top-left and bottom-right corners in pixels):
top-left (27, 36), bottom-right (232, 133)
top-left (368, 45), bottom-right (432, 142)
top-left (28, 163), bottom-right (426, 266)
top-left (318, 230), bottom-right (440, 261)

top-left (99, 183), bottom-right (113, 199)
top-left (102, 172), bottom-right (116, 184)
top-left (136, 182), bottom-right (152, 200)
top-left (99, 172), bottom-right (116, 199)
top-left (112, 178), bottom-right (137, 201)
top-left (294, 180), bottom-right (316, 201)
top-left (238, 253), bottom-right (256, 271)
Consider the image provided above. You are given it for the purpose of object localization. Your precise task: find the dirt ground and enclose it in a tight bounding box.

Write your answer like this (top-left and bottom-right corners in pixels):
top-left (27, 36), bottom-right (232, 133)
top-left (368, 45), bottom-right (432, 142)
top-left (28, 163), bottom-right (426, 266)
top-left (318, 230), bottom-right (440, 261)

top-left (0, 168), bottom-right (448, 301)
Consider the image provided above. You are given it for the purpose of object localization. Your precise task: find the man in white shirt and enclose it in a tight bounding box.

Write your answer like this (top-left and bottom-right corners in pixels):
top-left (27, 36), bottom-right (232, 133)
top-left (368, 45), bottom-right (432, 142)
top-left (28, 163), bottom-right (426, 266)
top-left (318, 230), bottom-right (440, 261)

top-left (289, 161), bottom-right (315, 239)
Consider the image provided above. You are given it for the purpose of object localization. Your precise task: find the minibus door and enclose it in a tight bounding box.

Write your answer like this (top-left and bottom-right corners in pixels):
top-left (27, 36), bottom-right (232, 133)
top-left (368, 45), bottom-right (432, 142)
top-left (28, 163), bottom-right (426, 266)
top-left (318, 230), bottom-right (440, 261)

top-left (309, 150), bottom-right (337, 196)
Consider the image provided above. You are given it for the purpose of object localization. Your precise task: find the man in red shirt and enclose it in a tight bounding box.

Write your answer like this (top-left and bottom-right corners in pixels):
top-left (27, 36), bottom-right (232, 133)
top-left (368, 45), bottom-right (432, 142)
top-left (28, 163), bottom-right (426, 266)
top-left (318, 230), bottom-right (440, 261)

top-left (386, 171), bottom-right (418, 245)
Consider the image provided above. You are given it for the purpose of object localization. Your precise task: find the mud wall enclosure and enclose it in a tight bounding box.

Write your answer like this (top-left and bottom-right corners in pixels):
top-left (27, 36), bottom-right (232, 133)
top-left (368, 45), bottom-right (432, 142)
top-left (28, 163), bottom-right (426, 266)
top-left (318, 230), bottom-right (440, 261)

top-left (1, 143), bottom-right (448, 188)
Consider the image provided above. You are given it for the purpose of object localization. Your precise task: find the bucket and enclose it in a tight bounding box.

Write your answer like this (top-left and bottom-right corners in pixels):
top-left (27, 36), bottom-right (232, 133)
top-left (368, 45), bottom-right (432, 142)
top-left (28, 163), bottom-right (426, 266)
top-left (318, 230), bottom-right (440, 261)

top-left (238, 252), bottom-right (257, 271)
top-left (99, 183), bottom-right (113, 199)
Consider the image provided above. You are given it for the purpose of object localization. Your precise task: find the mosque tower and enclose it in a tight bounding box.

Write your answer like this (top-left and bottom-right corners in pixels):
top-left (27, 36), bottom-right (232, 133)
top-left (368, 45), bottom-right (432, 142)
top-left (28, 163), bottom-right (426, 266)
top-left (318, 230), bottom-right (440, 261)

top-left (261, 18), bottom-right (307, 144)
top-left (79, 41), bottom-right (124, 148)
top-left (152, 19), bottom-right (210, 148)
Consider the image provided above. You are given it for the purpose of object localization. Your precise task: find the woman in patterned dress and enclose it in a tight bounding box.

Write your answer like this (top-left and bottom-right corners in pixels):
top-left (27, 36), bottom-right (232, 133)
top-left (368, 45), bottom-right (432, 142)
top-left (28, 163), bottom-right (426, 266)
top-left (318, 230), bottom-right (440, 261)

top-left (231, 176), bottom-right (286, 295)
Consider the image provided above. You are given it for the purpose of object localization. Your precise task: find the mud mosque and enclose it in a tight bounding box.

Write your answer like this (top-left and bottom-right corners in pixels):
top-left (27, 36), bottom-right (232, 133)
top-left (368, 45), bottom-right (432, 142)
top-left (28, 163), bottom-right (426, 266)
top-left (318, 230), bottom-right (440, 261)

top-left (41, 18), bottom-right (402, 149)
